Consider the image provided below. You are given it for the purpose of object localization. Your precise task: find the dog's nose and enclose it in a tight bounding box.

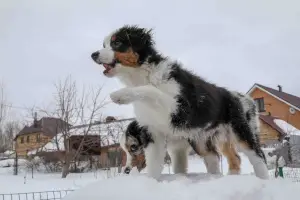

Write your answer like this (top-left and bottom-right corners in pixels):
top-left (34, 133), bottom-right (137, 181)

top-left (91, 52), bottom-right (99, 60)
top-left (124, 167), bottom-right (131, 174)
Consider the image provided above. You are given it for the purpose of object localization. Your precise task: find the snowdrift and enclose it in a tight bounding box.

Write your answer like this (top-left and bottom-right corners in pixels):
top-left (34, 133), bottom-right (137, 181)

top-left (62, 173), bottom-right (300, 200)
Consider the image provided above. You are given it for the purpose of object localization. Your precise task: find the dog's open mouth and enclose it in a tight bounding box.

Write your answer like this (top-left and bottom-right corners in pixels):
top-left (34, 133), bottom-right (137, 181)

top-left (102, 60), bottom-right (117, 74)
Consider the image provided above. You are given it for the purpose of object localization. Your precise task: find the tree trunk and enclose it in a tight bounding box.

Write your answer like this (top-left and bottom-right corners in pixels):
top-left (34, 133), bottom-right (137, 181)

top-left (61, 155), bottom-right (71, 178)
top-left (89, 156), bottom-right (93, 170)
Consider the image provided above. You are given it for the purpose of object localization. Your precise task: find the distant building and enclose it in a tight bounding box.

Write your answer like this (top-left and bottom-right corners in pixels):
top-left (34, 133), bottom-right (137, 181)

top-left (247, 83), bottom-right (300, 147)
top-left (14, 114), bottom-right (70, 157)
top-left (25, 116), bottom-right (136, 169)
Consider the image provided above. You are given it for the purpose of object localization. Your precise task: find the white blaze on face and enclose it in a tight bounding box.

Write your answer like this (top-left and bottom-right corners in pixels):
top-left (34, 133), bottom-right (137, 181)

top-left (95, 33), bottom-right (115, 64)
top-left (120, 134), bottom-right (133, 169)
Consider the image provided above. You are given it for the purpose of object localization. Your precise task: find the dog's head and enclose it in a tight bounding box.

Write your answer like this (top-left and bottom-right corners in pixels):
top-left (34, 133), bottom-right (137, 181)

top-left (123, 120), bottom-right (145, 156)
top-left (91, 25), bottom-right (156, 78)
top-left (120, 120), bottom-right (147, 174)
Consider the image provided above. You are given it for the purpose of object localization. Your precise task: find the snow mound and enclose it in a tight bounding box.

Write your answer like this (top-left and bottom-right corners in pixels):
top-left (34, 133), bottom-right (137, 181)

top-left (274, 119), bottom-right (300, 136)
top-left (62, 174), bottom-right (300, 200)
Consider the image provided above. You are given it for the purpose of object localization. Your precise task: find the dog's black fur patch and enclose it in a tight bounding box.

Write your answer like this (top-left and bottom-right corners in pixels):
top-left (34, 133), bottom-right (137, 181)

top-left (125, 120), bottom-right (154, 150)
top-left (111, 25), bottom-right (164, 65)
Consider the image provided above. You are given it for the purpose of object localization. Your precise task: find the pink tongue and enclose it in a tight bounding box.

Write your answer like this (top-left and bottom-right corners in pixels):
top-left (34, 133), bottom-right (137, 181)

top-left (103, 64), bottom-right (112, 74)
top-left (103, 64), bottom-right (109, 69)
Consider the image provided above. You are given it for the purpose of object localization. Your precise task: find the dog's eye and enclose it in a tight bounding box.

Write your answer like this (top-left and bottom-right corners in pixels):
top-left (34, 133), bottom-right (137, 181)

top-left (130, 144), bottom-right (138, 152)
top-left (112, 41), bottom-right (122, 48)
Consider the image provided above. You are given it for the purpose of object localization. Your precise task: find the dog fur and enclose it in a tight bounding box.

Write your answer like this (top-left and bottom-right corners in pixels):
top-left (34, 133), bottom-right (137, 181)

top-left (91, 25), bottom-right (269, 180)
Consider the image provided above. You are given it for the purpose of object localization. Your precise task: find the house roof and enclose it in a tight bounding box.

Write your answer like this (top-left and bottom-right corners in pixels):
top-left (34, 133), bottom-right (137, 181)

top-left (247, 83), bottom-right (300, 111)
top-left (259, 114), bottom-right (286, 140)
top-left (14, 117), bottom-right (70, 140)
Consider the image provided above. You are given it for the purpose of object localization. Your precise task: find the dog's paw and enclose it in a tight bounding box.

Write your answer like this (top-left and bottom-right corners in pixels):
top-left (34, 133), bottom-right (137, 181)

top-left (110, 88), bottom-right (137, 105)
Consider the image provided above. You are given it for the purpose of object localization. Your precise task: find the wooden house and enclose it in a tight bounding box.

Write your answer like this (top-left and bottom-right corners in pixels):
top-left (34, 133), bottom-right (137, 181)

top-left (14, 115), bottom-right (70, 157)
top-left (247, 83), bottom-right (300, 146)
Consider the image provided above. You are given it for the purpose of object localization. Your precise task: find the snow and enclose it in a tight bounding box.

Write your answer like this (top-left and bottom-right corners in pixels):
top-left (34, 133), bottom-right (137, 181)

top-left (0, 159), bottom-right (26, 168)
top-left (62, 174), bottom-right (300, 200)
top-left (0, 154), bottom-right (259, 193)
top-left (3, 150), bottom-right (14, 156)
top-left (274, 119), bottom-right (300, 136)
top-left (0, 154), bottom-right (299, 200)
top-left (0, 170), bottom-right (104, 194)
top-left (28, 119), bottom-right (132, 155)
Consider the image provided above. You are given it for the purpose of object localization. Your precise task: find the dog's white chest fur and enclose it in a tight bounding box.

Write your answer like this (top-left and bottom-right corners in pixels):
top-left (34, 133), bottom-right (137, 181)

top-left (132, 83), bottom-right (178, 136)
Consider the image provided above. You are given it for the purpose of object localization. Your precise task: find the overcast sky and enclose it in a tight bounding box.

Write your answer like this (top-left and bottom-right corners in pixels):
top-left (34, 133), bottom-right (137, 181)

top-left (1, 0), bottom-right (300, 122)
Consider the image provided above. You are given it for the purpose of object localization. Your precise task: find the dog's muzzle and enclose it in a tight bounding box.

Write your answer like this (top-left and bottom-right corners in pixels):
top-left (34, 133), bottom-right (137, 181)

top-left (91, 51), bottom-right (117, 75)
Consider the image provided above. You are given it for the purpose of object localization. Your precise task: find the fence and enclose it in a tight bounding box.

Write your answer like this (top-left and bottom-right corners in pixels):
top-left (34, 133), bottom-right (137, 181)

top-left (268, 168), bottom-right (300, 182)
top-left (0, 190), bottom-right (74, 200)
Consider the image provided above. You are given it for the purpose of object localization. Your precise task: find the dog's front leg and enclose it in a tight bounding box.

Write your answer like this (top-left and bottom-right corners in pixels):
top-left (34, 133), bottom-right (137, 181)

top-left (110, 85), bottom-right (168, 105)
top-left (144, 134), bottom-right (166, 180)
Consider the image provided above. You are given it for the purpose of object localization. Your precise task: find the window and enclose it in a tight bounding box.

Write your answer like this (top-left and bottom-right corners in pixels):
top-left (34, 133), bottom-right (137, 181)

top-left (254, 98), bottom-right (265, 112)
top-left (26, 135), bottom-right (30, 143)
top-left (20, 137), bottom-right (24, 144)
top-left (36, 133), bottom-right (41, 142)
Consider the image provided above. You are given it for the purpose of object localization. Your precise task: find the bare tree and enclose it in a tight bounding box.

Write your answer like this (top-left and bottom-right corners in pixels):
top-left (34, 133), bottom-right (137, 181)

top-left (0, 82), bottom-right (13, 153)
top-left (3, 121), bottom-right (20, 151)
top-left (39, 75), bottom-right (107, 178)
top-left (0, 82), bottom-right (8, 128)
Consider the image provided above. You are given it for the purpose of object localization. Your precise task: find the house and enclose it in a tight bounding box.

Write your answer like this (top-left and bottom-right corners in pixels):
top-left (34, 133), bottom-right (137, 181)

top-left (14, 114), bottom-right (70, 158)
top-left (247, 83), bottom-right (300, 146)
top-left (27, 116), bottom-right (137, 169)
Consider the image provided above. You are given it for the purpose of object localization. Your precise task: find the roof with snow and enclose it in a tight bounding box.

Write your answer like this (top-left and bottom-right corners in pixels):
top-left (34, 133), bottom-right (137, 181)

top-left (247, 83), bottom-right (300, 111)
top-left (259, 114), bottom-right (286, 139)
top-left (274, 119), bottom-right (300, 136)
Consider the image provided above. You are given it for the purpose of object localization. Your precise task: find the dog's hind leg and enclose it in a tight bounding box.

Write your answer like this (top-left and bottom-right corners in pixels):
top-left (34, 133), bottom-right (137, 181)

top-left (221, 142), bottom-right (241, 175)
top-left (203, 153), bottom-right (221, 174)
top-left (232, 119), bottom-right (269, 179)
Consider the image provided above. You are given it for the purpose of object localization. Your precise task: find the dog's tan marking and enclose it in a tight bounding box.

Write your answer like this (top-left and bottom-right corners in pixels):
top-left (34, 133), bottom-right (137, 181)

top-left (221, 142), bottom-right (241, 173)
top-left (115, 48), bottom-right (139, 67)
top-left (238, 141), bottom-right (250, 150)
top-left (135, 154), bottom-right (146, 172)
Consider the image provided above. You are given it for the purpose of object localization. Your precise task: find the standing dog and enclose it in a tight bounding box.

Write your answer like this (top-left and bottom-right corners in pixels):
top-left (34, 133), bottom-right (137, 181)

top-left (91, 25), bottom-right (269, 179)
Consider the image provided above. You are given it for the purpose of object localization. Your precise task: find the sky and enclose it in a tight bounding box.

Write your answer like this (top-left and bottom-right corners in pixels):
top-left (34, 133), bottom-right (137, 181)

top-left (0, 0), bottom-right (300, 122)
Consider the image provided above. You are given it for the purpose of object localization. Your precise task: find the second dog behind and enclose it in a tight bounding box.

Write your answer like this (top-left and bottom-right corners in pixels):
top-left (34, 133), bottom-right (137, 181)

top-left (120, 120), bottom-right (239, 175)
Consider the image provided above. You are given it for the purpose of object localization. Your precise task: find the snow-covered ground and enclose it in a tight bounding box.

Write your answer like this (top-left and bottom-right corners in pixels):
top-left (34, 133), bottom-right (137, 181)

top-left (0, 154), bottom-right (255, 193)
top-left (59, 154), bottom-right (300, 200)
top-left (0, 166), bottom-right (114, 194)
top-left (0, 154), bottom-right (299, 196)
top-left (63, 174), bottom-right (300, 200)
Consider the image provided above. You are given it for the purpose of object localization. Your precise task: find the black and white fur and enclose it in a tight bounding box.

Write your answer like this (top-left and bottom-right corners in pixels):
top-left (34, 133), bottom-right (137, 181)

top-left (91, 25), bottom-right (269, 179)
